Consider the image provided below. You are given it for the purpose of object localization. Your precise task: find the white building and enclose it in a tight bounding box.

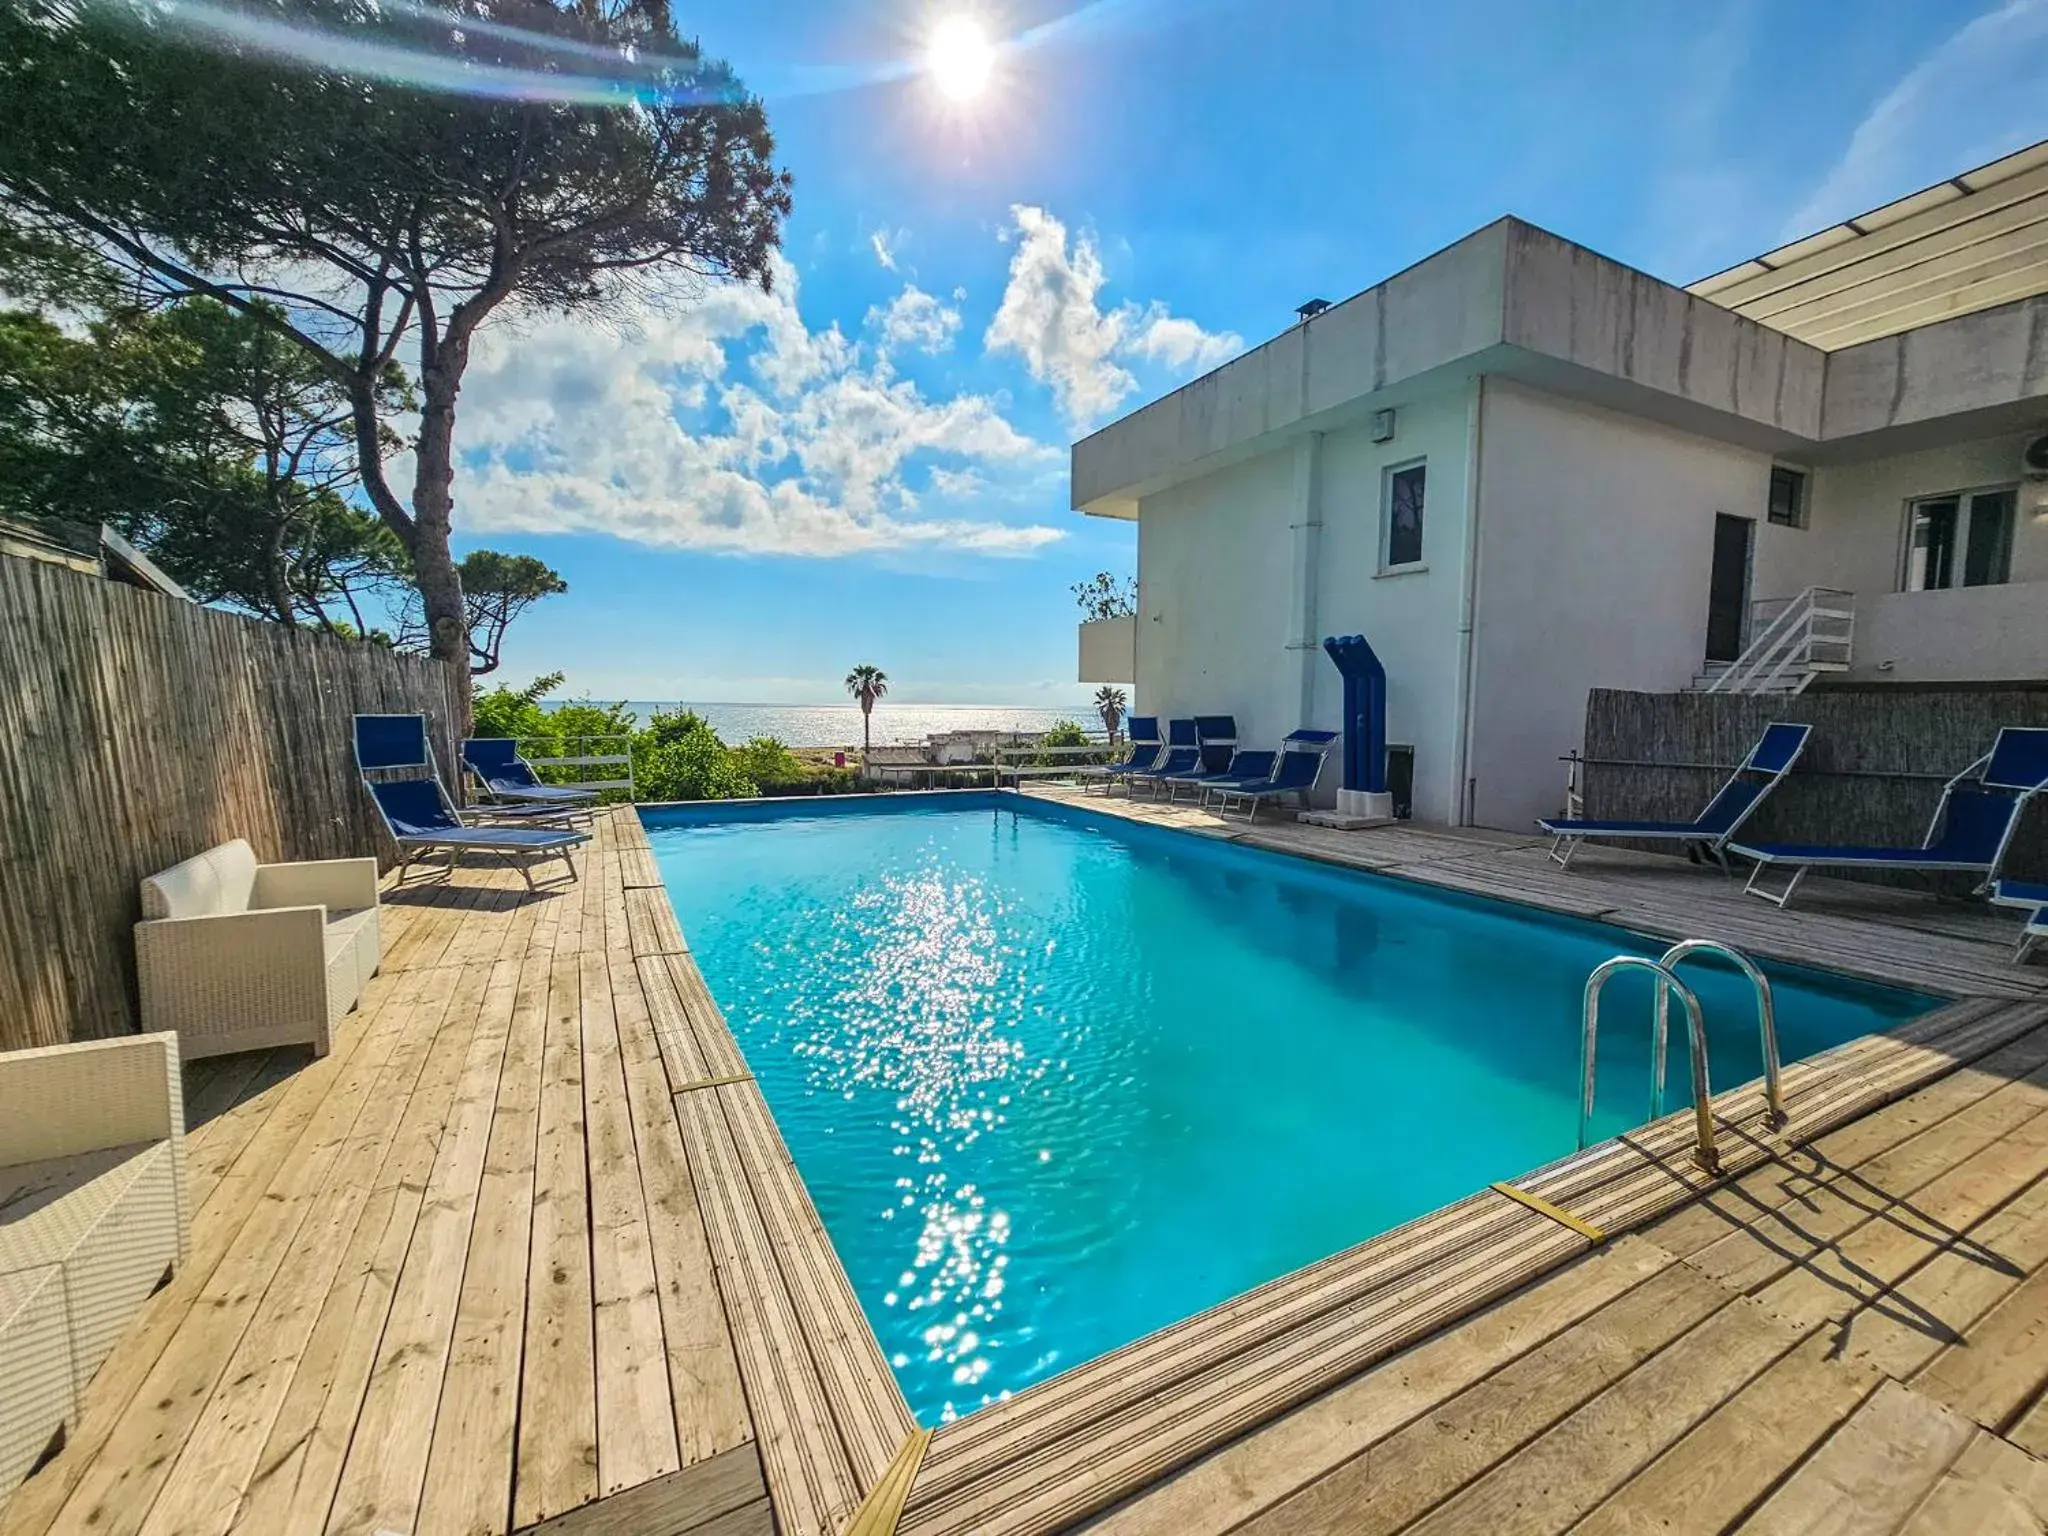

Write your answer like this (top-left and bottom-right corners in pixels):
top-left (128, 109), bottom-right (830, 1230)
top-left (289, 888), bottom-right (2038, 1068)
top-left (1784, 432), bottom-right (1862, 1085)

top-left (1073, 142), bottom-right (2048, 831)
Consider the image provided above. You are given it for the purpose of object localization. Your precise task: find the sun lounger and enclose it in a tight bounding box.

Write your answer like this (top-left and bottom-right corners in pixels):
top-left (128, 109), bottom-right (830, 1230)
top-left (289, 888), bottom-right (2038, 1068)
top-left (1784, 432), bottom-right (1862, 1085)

top-left (1538, 722), bottom-right (1812, 872)
top-left (1127, 719), bottom-right (1200, 798)
top-left (1992, 879), bottom-right (2047, 965)
top-left (355, 715), bottom-right (590, 890)
top-left (1078, 717), bottom-right (1161, 793)
top-left (1731, 726), bottom-right (2048, 907)
top-left (1164, 749), bottom-right (1277, 803)
top-left (462, 737), bottom-right (599, 810)
top-left (1211, 730), bottom-right (1337, 821)
top-left (1193, 715), bottom-right (1238, 774)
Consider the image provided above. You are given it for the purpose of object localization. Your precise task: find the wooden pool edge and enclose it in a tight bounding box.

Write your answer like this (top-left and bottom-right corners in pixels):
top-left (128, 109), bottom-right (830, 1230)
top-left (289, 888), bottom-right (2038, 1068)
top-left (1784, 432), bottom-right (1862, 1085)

top-left (625, 801), bottom-right (2047, 1536)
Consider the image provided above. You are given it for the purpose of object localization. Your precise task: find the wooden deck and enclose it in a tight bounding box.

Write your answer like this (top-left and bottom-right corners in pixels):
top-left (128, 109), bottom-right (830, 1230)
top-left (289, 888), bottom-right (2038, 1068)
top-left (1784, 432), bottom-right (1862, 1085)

top-left (7, 794), bottom-right (2048, 1536)
top-left (0, 808), bottom-right (911, 1536)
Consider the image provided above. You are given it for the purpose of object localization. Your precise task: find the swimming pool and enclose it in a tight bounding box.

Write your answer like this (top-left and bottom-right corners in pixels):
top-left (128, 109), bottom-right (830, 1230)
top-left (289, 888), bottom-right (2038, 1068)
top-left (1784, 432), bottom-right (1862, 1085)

top-left (647, 792), bottom-right (1936, 1424)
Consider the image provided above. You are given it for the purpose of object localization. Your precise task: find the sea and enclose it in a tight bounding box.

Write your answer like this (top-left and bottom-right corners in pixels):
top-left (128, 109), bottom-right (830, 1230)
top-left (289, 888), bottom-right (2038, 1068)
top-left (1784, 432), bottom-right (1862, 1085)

top-left (554, 701), bottom-right (1097, 749)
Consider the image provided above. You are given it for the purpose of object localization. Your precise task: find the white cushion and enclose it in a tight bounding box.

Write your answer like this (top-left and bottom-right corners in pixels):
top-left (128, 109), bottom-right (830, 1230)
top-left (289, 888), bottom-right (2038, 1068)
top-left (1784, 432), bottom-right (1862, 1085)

top-left (140, 839), bottom-right (259, 920)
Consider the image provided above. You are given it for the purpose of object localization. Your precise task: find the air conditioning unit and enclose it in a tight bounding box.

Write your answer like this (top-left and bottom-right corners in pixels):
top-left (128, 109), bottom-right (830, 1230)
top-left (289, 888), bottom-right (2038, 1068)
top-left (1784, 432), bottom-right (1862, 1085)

top-left (2024, 433), bottom-right (2048, 522)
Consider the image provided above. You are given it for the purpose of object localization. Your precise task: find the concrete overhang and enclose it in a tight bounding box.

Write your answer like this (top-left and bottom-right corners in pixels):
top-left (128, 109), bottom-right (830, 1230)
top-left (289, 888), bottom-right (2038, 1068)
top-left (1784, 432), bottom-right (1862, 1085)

top-left (1075, 221), bottom-right (2048, 516)
top-left (1073, 219), bottom-right (1829, 516)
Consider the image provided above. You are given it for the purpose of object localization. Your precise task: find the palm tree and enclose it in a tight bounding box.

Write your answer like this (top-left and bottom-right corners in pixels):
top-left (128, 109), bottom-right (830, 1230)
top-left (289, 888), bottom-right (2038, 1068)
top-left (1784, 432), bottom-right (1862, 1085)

top-left (1094, 685), bottom-right (1128, 747)
top-left (845, 663), bottom-right (889, 761)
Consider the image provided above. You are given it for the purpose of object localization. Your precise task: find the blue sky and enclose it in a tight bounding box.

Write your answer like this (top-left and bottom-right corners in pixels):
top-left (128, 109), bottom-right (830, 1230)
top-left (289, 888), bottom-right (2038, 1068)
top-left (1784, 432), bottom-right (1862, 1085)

top-left (450, 0), bottom-right (2048, 706)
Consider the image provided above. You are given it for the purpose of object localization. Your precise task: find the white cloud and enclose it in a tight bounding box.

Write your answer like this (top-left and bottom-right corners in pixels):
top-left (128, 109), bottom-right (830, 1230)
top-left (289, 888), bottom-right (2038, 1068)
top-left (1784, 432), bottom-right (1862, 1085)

top-left (866, 284), bottom-right (962, 355)
top-left (926, 465), bottom-right (985, 498)
top-left (870, 228), bottom-right (904, 271)
top-left (1123, 311), bottom-right (1241, 372)
top-left (1783, 0), bottom-right (2048, 237)
top-left (983, 205), bottom-right (1242, 431)
top-left (454, 257), bottom-right (1063, 558)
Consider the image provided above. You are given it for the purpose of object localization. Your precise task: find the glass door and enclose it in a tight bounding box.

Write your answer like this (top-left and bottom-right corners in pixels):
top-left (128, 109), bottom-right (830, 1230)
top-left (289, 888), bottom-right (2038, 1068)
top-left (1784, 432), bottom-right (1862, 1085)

top-left (1905, 488), bottom-right (2016, 590)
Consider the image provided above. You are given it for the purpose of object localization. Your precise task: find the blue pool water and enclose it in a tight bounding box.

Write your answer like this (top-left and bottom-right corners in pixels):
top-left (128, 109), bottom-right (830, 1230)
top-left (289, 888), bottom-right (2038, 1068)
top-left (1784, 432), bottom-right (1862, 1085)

top-left (647, 793), bottom-right (1936, 1424)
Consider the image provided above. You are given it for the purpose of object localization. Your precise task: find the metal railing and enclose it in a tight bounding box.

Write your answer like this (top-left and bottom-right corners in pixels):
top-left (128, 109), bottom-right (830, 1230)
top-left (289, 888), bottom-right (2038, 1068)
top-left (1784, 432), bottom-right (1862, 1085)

top-left (1658, 939), bottom-right (1784, 1128)
top-left (517, 733), bottom-right (636, 798)
top-left (989, 740), bottom-right (1116, 787)
top-left (1705, 586), bottom-right (1854, 696)
top-left (1579, 956), bottom-right (1719, 1174)
top-left (1578, 939), bottom-right (1784, 1174)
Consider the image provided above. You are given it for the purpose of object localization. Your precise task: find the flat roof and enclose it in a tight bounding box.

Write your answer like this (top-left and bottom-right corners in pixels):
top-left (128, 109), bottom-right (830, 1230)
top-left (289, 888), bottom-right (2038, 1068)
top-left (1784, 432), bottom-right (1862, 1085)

top-left (1688, 138), bottom-right (2048, 350)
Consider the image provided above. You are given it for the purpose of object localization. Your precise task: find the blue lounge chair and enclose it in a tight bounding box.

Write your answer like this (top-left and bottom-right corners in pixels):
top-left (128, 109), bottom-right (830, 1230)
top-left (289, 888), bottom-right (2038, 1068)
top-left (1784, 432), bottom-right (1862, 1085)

top-left (1078, 717), bottom-right (1161, 793)
top-left (355, 715), bottom-right (590, 889)
top-left (462, 737), bottom-right (599, 811)
top-left (1164, 749), bottom-right (1277, 803)
top-left (1538, 722), bottom-right (1812, 872)
top-left (1127, 719), bottom-right (1200, 799)
top-left (1211, 730), bottom-right (1338, 821)
top-left (1992, 880), bottom-right (2047, 965)
top-left (1732, 727), bottom-right (2048, 908)
top-left (1192, 715), bottom-right (1238, 773)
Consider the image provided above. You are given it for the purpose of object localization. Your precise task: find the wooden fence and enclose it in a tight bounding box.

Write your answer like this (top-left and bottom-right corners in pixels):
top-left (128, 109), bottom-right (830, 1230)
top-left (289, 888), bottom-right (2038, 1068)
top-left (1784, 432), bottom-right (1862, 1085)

top-left (1582, 685), bottom-right (2048, 886)
top-left (0, 553), bottom-right (464, 1051)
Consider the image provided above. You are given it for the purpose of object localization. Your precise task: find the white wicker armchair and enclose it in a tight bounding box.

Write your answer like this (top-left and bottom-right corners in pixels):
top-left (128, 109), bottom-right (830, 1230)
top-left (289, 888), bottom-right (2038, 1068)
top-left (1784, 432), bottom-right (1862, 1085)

top-left (0, 1033), bottom-right (188, 1506)
top-left (134, 840), bottom-right (379, 1060)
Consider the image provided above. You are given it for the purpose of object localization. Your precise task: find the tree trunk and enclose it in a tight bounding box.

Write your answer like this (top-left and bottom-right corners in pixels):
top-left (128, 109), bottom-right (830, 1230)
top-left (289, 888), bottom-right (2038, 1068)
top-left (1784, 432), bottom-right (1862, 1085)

top-left (862, 704), bottom-right (872, 758)
top-left (410, 336), bottom-right (474, 733)
top-left (261, 511), bottom-right (295, 628)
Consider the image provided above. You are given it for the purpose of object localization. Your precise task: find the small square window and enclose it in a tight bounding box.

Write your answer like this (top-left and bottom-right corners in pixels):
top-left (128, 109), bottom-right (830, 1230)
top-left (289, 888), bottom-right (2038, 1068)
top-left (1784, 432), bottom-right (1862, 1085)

top-left (1767, 466), bottom-right (1807, 528)
top-left (1383, 461), bottom-right (1426, 569)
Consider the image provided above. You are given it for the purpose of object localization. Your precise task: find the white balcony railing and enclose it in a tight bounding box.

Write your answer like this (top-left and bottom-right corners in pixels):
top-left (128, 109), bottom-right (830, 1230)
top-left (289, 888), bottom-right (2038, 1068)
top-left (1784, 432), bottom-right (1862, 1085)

top-left (1703, 587), bottom-right (1854, 696)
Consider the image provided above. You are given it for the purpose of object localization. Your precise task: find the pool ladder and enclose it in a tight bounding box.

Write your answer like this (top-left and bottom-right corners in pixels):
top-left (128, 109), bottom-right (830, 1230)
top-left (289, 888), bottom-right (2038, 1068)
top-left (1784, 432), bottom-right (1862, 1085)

top-left (1578, 939), bottom-right (1786, 1175)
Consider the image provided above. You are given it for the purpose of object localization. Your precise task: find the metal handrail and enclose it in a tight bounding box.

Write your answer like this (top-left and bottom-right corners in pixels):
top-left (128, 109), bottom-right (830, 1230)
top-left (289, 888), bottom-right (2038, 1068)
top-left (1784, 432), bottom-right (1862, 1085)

top-left (1658, 939), bottom-right (1784, 1128)
top-left (1579, 956), bottom-right (1720, 1174)
top-left (1709, 586), bottom-right (1855, 696)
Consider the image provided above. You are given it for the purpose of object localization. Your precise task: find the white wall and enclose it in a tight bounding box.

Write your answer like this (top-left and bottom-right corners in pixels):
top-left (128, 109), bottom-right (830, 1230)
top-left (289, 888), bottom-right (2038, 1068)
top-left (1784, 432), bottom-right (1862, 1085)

top-left (1762, 430), bottom-right (2048, 600)
top-left (1307, 389), bottom-right (1476, 823)
top-left (1466, 380), bottom-right (1773, 832)
top-left (1077, 617), bottom-right (1136, 684)
top-left (1133, 385), bottom-right (1477, 820)
top-left (1135, 450), bottom-right (1298, 752)
top-left (1855, 585), bottom-right (2048, 682)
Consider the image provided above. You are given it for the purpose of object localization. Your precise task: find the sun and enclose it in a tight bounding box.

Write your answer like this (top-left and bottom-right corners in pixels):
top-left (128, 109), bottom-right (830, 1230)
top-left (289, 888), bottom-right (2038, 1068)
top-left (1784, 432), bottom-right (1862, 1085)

top-left (927, 14), bottom-right (994, 102)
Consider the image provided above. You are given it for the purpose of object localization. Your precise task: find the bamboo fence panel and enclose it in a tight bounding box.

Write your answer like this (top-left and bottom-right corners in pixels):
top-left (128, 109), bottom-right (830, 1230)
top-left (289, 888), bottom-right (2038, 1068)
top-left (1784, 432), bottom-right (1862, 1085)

top-left (1581, 686), bottom-right (2048, 885)
top-left (0, 553), bottom-right (464, 1050)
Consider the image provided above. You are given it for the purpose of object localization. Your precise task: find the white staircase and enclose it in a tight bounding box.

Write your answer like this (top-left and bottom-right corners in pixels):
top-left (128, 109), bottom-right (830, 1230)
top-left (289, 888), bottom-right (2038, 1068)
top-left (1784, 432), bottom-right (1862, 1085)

top-left (1693, 587), bottom-right (1854, 696)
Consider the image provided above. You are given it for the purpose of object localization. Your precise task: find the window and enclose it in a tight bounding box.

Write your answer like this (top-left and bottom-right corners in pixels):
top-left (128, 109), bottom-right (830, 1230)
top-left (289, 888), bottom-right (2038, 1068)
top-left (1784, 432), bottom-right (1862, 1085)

top-left (1382, 461), bottom-right (1426, 569)
top-left (1767, 465), bottom-right (1807, 528)
top-left (1904, 487), bottom-right (2016, 591)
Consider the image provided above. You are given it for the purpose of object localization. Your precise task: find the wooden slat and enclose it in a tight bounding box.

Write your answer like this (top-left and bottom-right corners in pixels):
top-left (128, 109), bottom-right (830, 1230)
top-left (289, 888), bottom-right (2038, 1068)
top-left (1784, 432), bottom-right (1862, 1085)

top-left (1896, 1428), bottom-right (2048, 1534)
top-left (1232, 1258), bottom-right (1737, 1536)
top-left (674, 1087), bottom-right (863, 1536)
top-left (1732, 1379), bottom-right (1978, 1534)
top-left (717, 1083), bottom-right (914, 1482)
top-left (1080, 1237), bottom-right (1673, 1536)
top-left (626, 886), bottom-right (689, 957)
top-left (607, 953), bottom-right (751, 1463)
top-left (616, 844), bottom-right (664, 890)
top-left (1568, 1333), bottom-right (1886, 1536)
top-left (225, 963), bottom-right (493, 1534)
top-left (514, 950), bottom-right (601, 1529)
top-left (580, 949), bottom-right (684, 1497)
top-left (1399, 1294), bottom-right (1802, 1536)
top-left (132, 970), bottom-right (450, 1536)
top-left (326, 958), bottom-right (521, 1535)
top-left (510, 1444), bottom-right (766, 1536)
top-left (416, 945), bottom-right (557, 1536)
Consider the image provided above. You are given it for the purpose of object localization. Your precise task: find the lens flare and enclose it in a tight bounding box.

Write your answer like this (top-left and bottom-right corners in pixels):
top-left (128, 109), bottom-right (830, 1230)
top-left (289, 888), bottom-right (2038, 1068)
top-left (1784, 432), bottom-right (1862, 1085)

top-left (927, 15), bottom-right (994, 102)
